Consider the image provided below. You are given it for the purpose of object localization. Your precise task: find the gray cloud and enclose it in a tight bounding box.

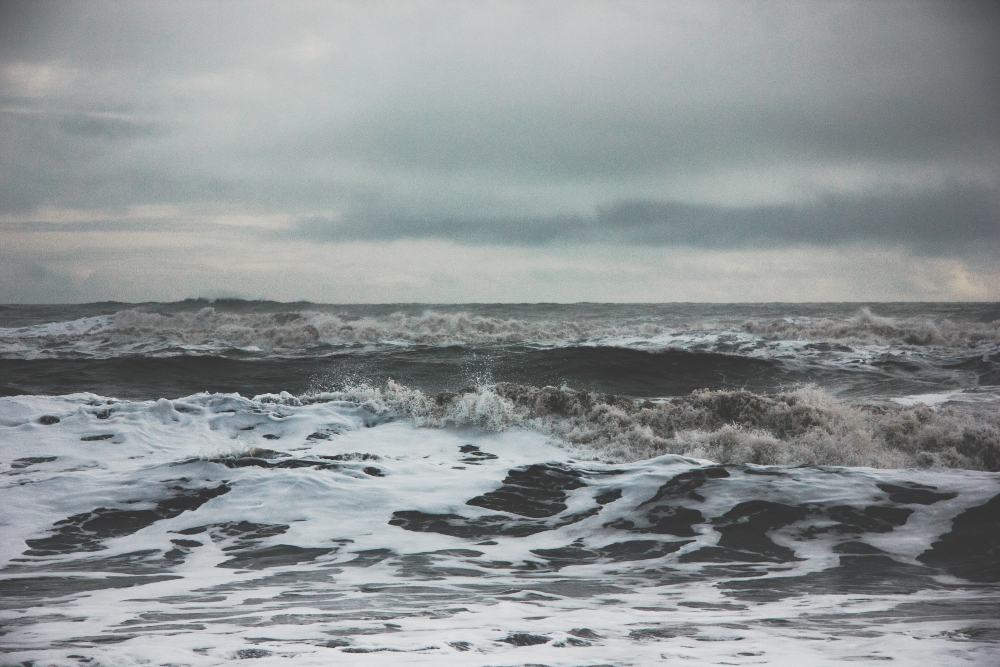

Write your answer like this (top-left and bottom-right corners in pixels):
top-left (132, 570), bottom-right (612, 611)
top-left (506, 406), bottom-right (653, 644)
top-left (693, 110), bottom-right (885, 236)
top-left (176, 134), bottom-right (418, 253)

top-left (293, 184), bottom-right (1000, 252)
top-left (58, 113), bottom-right (167, 140)
top-left (2, 2), bottom-right (996, 206)
top-left (0, 255), bottom-right (84, 304)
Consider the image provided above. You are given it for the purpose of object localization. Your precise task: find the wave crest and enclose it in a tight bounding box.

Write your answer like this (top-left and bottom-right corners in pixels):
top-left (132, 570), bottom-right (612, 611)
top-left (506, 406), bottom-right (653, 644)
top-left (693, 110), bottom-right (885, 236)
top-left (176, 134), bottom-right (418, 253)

top-left (3, 305), bottom-right (997, 359)
top-left (288, 382), bottom-right (1000, 471)
top-left (110, 307), bottom-right (662, 349)
top-left (743, 306), bottom-right (1000, 347)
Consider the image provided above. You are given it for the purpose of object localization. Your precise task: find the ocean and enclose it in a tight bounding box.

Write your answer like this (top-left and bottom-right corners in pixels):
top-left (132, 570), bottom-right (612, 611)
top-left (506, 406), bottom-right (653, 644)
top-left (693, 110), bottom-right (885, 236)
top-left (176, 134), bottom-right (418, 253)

top-left (1, 301), bottom-right (998, 665)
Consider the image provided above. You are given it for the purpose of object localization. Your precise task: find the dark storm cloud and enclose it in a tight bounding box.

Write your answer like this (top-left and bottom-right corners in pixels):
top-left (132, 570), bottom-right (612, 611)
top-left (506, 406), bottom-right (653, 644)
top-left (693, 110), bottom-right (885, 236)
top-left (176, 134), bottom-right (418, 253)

top-left (0, 108), bottom-right (174, 214)
top-left (293, 183), bottom-right (1000, 252)
top-left (0, 0), bottom-right (997, 251)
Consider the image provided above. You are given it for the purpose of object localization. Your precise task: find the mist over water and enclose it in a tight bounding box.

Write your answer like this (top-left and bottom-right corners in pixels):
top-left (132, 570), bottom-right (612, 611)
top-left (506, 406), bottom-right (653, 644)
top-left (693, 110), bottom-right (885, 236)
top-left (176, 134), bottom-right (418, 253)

top-left (1, 301), bottom-right (999, 665)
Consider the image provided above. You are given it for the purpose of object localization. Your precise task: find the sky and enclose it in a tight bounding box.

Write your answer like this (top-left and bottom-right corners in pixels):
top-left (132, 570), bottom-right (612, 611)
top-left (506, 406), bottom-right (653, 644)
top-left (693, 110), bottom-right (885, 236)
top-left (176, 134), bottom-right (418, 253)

top-left (1, 0), bottom-right (998, 303)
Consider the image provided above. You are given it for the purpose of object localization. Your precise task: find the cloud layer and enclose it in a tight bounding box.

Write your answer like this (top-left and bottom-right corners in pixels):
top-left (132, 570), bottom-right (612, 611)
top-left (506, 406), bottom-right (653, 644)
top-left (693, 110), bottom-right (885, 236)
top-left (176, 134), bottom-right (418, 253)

top-left (0, 0), bottom-right (997, 302)
top-left (293, 184), bottom-right (1000, 252)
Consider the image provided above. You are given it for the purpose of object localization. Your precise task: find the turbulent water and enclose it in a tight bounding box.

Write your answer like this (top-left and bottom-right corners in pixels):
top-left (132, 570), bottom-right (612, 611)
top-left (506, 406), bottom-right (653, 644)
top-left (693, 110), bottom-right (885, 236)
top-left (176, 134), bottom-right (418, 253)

top-left (1, 301), bottom-right (998, 666)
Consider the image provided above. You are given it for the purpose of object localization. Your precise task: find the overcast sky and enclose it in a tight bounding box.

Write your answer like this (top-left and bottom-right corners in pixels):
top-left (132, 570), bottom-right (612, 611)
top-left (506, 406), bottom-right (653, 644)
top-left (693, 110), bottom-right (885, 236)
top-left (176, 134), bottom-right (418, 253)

top-left (1, 0), bottom-right (997, 303)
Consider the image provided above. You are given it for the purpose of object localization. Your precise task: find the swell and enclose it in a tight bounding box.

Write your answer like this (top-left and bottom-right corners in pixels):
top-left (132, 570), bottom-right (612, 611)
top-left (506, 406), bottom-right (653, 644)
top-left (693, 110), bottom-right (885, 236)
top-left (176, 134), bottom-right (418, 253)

top-left (3, 343), bottom-right (993, 403)
top-left (0, 347), bottom-right (791, 401)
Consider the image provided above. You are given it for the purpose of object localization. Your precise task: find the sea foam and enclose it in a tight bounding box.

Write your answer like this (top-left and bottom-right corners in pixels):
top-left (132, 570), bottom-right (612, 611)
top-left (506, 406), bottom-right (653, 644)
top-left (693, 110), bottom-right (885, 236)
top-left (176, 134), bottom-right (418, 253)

top-left (2, 387), bottom-right (998, 666)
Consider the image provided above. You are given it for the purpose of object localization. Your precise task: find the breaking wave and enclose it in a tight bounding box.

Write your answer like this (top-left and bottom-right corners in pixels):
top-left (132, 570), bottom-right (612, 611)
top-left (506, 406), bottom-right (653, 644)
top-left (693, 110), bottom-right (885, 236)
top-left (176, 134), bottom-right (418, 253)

top-left (264, 382), bottom-right (1000, 472)
top-left (1, 305), bottom-right (997, 359)
top-left (1, 308), bottom-right (662, 358)
top-left (743, 307), bottom-right (1000, 348)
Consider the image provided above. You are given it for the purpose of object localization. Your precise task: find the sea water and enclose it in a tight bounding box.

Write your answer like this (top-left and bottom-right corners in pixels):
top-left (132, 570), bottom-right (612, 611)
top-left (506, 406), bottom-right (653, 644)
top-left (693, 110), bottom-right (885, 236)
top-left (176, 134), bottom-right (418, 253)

top-left (1, 302), bottom-right (998, 665)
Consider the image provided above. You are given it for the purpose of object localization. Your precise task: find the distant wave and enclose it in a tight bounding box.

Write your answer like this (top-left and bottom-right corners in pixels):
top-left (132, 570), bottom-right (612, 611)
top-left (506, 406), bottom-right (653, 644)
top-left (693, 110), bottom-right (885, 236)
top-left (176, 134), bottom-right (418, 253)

top-left (744, 306), bottom-right (1000, 348)
top-left (1, 306), bottom-right (997, 360)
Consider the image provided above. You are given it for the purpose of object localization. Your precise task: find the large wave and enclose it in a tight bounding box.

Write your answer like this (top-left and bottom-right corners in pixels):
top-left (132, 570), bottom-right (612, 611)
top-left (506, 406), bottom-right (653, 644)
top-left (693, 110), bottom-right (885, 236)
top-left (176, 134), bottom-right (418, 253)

top-left (261, 382), bottom-right (1000, 471)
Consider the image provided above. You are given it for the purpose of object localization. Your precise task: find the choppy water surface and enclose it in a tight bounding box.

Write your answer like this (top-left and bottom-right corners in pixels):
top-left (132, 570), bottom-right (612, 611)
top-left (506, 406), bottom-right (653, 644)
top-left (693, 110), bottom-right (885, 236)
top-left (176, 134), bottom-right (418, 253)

top-left (1, 302), bottom-right (998, 665)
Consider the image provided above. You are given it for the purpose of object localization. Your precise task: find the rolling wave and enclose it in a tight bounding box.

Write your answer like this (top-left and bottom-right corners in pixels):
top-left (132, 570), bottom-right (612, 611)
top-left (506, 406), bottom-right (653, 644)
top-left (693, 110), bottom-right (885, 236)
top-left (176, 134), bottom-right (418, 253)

top-left (1, 305), bottom-right (997, 360)
top-left (8, 379), bottom-right (994, 471)
top-left (289, 381), bottom-right (1000, 471)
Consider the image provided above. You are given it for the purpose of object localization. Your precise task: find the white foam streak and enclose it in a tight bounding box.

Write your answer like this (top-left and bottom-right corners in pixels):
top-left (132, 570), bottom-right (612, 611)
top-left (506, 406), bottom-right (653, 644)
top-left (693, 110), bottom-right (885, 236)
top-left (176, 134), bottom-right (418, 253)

top-left (1, 390), bottom-right (998, 666)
